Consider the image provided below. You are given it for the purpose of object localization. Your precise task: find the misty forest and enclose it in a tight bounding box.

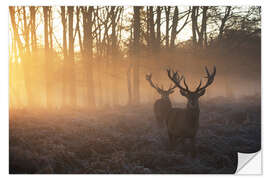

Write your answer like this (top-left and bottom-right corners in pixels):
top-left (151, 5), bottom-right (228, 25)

top-left (9, 6), bottom-right (261, 174)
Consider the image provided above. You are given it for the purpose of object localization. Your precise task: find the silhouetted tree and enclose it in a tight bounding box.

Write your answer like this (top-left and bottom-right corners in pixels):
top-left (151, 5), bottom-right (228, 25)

top-left (68, 6), bottom-right (77, 107)
top-left (61, 6), bottom-right (68, 108)
top-left (29, 7), bottom-right (37, 51)
top-left (133, 6), bottom-right (141, 104)
top-left (81, 6), bottom-right (96, 109)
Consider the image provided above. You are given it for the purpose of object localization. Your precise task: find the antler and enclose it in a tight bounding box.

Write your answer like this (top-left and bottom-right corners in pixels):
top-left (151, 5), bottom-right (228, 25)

top-left (146, 73), bottom-right (163, 93)
top-left (167, 83), bottom-right (177, 92)
top-left (195, 66), bottom-right (216, 93)
top-left (167, 69), bottom-right (190, 93)
top-left (146, 73), bottom-right (177, 93)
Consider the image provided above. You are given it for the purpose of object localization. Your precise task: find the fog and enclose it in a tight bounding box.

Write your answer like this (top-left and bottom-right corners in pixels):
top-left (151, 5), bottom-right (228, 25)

top-left (9, 6), bottom-right (261, 174)
top-left (10, 47), bottom-right (261, 109)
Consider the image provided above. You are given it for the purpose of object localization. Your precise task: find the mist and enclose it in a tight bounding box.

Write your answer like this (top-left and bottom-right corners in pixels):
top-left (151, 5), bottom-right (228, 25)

top-left (9, 6), bottom-right (261, 174)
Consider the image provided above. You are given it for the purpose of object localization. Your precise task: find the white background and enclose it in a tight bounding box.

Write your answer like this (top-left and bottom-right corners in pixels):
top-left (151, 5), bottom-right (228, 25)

top-left (0, 0), bottom-right (268, 179)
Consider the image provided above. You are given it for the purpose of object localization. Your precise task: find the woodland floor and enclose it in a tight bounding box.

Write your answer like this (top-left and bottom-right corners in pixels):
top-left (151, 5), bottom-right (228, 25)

top-left (9, 95), bottom-right (261, 174)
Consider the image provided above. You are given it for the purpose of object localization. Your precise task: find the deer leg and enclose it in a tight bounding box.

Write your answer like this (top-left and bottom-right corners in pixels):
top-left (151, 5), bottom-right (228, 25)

top-left (190, 138), bottom-right (197, 158)
top-left (168, 133), bottom-right (175, 147)
top-left (180, 138), bottom-right (188, 155)
top-left (155, 115), bottom-right (162, 127)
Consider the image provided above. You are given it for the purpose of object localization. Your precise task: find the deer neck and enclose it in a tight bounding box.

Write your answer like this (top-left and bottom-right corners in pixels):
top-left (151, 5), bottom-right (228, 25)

top-left (186, 102), bottom-right (200, 119)
top-left (185, 103), bottom-right (200, 130)
top-left (162, 96), bottom-right (170, 102)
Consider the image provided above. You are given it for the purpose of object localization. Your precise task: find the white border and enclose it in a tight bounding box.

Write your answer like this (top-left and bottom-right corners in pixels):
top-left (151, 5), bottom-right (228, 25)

top-left (1, 0), bottom-right (269, 179)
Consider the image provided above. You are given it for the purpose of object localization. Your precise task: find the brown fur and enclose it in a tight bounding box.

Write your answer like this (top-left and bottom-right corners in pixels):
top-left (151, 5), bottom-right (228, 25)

top-left (154, 98), bottom-right (172, 127)
top-left (166, 66), bottom-right (216, 157)
top-left (166, 107), bottom-right (199, 139)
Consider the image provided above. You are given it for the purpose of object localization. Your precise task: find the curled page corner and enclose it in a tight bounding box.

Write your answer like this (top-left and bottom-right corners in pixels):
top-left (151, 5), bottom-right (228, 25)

top-left (236, 151), bottom-right (262, 175)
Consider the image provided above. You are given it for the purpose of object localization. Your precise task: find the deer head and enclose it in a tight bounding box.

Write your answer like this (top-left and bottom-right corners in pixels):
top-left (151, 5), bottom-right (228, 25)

top-left (167, 66), bottom-right (216, 109)
top-left (146, 73), bottom-right (177, 99)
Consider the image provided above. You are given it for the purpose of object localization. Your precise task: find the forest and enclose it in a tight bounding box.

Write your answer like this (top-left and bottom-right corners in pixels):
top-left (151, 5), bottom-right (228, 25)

top-left (9, 6), bottom-right (261, 109)
top-left (9, 6), bottom-right (261, 174)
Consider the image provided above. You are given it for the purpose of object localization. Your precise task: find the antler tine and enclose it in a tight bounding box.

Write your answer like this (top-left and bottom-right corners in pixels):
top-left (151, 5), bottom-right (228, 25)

top-left (183, 77), bottom-right (189, 91)
top-left (146, 73), bottom-right (163, 93)
top-left (167, 83), bottom-right (177, 92)
top-left (173, 70), bottom-right (183, 84)
top-left (196, 66), bottom-right (216, 92)
top-left (167, 68), bottom-right (189, 92)
top-left (145, 73), bottom-right (152, 80)
top-left (195, 79), bottom-right (202, 92)
top-left (212, 65), bottom-right (216, 77)
top-left (205, 66), bottom-right (210, 78)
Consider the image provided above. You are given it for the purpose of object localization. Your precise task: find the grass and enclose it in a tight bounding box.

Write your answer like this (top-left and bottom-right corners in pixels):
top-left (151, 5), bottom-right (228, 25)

top-left (9, 95), bottom-right (261, 174)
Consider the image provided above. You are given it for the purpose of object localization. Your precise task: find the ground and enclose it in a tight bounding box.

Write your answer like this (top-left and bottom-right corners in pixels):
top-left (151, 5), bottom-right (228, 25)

top-left (9, 95), bottom-right (261, 174)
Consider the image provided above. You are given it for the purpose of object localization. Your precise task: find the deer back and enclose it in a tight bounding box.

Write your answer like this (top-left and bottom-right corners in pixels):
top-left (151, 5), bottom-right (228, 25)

top-left (154, 98), bottom-right (172, 114)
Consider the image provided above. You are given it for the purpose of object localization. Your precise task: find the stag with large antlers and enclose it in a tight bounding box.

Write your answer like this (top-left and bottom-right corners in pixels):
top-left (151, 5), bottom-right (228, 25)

top-left (146, 73), bottom-right (177, 127)
top-left (166, 66), bottom-right (216, 157)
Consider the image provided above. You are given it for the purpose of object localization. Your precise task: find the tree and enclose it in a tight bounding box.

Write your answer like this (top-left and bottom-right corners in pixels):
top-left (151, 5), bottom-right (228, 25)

top-left (43, 6), bottom-right (52, 108)
top-left (218, 6), bottom-right (231, 41)
top-left (110, 6), bottom-right (121, 105)
top-left (81, 6), bottom-right (96, 109)
top-left (133, 6), bottom-right (141, 104)
top-left (164, 6), bottom-right (171, 49)
top-left (198, 6), bottom-right (208, 47)
top-left (170, 7), bottom-right (191, 49)
top-left (191, 6), bottom-right (199, 48)
top-left (29, 7), bottom-right (37, 51)
top-left (61, 6), bottom-right (68, 108)
top-left (68, 6), bottom-right (77, 107)
top-left (149, 7), bottom-right (155, 52)
top-left (10, 7), bottom-right (33, 107)
top-left (170, 6), bottom-right (179, 48)
top-left (156, 6), bottom-right (161, 51)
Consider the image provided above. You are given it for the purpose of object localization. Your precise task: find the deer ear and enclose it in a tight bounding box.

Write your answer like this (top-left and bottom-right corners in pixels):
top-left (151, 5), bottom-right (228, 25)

top-left (198, 89), bottom-right (206, 97)
top-left (180, 89), bottom-right (189, 97)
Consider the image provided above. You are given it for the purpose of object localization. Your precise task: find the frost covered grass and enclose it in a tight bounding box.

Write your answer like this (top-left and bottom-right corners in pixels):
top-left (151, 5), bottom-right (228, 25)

top-left (9, 95), bottom-right (261, 174)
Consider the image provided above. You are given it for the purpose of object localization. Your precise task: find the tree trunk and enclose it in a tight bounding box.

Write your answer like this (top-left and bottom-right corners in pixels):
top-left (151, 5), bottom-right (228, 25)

top-left (82, 6), bottom-right (96, 109)
top-left (29, 7), bottom-right (37, 51)
top-left (61, 6), bottom-right (68, 108)
top-left (133, 6), bottom-right (141, 104)
top-left (198, 6), bottom-right (208, 48)
top-left (49, 7), bottom-right (53, 49)
top-left (165, 6), bottom-right (171, 49)
top-left (68, 7), bottom-right (77, 108)
top-left (149, 6), bottom-right (155, 52)
top-left (22, 7), bottom-right (30, 54)
top-left (218, 6), bottom-right (231, 41)
top-left (9, 7), bottom-right (32, 107)
top-left (191, 6), bottom-right (199, 48)
top-left (43, 6), bottom-right (52, 109)
top-left (170, 6), bottom-right (178, 49)
top-left (127, 63), bottom-right (132, 105)
top-left (156, 6), bottom-right (161, 51)
top-left (111, 7), bottom-right (119, 106)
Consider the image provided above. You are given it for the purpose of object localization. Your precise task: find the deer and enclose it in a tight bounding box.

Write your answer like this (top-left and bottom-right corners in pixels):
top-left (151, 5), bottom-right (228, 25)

top-left (166, 66), bottom-right (216, 157)
top-left (146, 73), bottom-right (177, 127)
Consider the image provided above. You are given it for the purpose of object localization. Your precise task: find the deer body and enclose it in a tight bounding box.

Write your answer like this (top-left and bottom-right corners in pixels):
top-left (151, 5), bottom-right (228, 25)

top-left (145, 73), bottom-right (176, 127)
top-left (166, 107), bottom-right (199, 139)
top-left (154, 98), bottom-right (172, 126)
top-left (166, 66), bottom-right (216, 157)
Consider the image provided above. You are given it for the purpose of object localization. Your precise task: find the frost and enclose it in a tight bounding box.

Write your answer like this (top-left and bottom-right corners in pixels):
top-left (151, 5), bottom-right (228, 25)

top-left (9, 95), bottom-right (260, 174)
